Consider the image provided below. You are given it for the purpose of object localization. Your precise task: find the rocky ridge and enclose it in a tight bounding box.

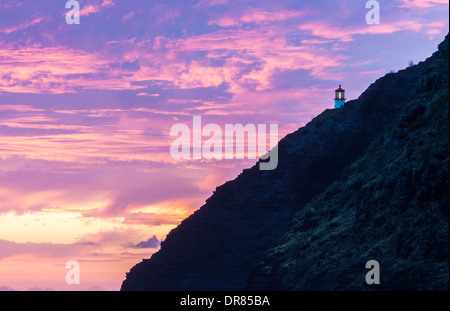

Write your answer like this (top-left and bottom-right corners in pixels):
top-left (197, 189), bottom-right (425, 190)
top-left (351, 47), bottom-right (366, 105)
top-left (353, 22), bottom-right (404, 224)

top-left (121, 34), bottom-right (449, 291)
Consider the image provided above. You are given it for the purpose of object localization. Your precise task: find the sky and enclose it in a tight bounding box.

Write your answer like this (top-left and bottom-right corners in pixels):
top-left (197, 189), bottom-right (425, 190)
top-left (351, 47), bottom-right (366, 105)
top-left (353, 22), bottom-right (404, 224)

top-left (0, 0), bottom-right (448, 291)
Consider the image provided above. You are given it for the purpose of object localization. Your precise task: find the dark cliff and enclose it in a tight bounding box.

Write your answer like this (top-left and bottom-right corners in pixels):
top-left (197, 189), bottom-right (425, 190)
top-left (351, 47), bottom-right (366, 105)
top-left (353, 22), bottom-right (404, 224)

top-left (121, 34), bottom-right (449, 291)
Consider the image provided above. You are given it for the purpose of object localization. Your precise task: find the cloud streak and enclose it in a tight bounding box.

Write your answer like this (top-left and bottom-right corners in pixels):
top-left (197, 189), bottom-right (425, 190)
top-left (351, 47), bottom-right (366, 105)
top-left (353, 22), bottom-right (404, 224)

top-left (79, 0), bottom-right (115, 17)
top-left (395, 0), bottom-right (449, 8)
top-left (0, 17), bottom-right (43, 34)
top-left (0, 239), bottom-right (86, 261)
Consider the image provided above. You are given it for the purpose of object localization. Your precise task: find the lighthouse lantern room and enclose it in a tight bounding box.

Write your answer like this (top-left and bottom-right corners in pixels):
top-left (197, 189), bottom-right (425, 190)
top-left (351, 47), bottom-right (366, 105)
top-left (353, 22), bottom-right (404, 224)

top-left (334, 85), bottom-right (346, 109)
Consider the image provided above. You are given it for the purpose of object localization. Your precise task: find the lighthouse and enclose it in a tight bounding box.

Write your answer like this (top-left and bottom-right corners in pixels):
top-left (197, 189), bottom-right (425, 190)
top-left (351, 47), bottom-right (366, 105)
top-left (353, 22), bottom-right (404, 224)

top-left (334, 85), bottom-right (346, 108)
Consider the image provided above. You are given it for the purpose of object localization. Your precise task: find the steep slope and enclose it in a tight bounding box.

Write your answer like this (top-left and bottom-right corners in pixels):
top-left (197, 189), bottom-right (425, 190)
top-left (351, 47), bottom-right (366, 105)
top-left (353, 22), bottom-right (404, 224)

top-left (121, 35), bottom-right (449, 291)
top-left (250, 35), bottom-right (449, 290)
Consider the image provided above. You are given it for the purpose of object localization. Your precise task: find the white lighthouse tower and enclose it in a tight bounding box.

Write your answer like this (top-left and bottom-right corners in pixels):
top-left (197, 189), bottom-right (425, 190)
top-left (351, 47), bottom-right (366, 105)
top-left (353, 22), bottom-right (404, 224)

top-left (334, 85), bottom-right (346, 108)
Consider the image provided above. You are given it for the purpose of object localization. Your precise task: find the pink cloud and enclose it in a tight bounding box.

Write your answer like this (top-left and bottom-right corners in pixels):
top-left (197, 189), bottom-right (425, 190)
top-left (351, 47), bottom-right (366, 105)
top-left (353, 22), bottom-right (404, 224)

top-left (136, 92), bottom-right (160, 97)
top-left (0, 17), bottom-right (43, 34)
top-left (195, 0), bottom-right (229, 8)
top-left (0, 1), bottom-right (22, 9)
top-left (121, 11), bottom-right (135, 23)
top-left (0, 10), bottom-right (344, 96)
top-left (122, 211), bottom-right (189, 226)
top-left (0, 239), bottom-right (87, 261)
top-left (0, 45), bottom-right (144, 94)
top-left (298, 19), bottom-right (442, 42)
top-left (169, 28), bottom-right (345, 92)
top-left (0, 105), bottom-right (44, 112)
top-left (79, 0), bottom-right (115, 17)
top-left (208, 8), bottom-right (305, 26)
top-left (241, 8), bottom-right (304, 24)
top-left (150, 3), bottom-right (181, 24)
top-left (0, 228), bottom-right (159, 290)
top-left (395, 0), bottom-right (449, 8)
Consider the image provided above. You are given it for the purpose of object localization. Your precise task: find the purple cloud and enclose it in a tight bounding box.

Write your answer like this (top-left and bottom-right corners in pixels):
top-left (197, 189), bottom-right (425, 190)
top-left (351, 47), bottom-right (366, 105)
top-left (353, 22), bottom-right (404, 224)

top-left (130, 236), bottom-right (161, 249)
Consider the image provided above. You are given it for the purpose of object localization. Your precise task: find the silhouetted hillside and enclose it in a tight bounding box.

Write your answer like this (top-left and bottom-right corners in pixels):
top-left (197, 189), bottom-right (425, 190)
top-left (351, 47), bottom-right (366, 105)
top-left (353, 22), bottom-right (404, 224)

top-left (121, 34), bottom-right (449, 291)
